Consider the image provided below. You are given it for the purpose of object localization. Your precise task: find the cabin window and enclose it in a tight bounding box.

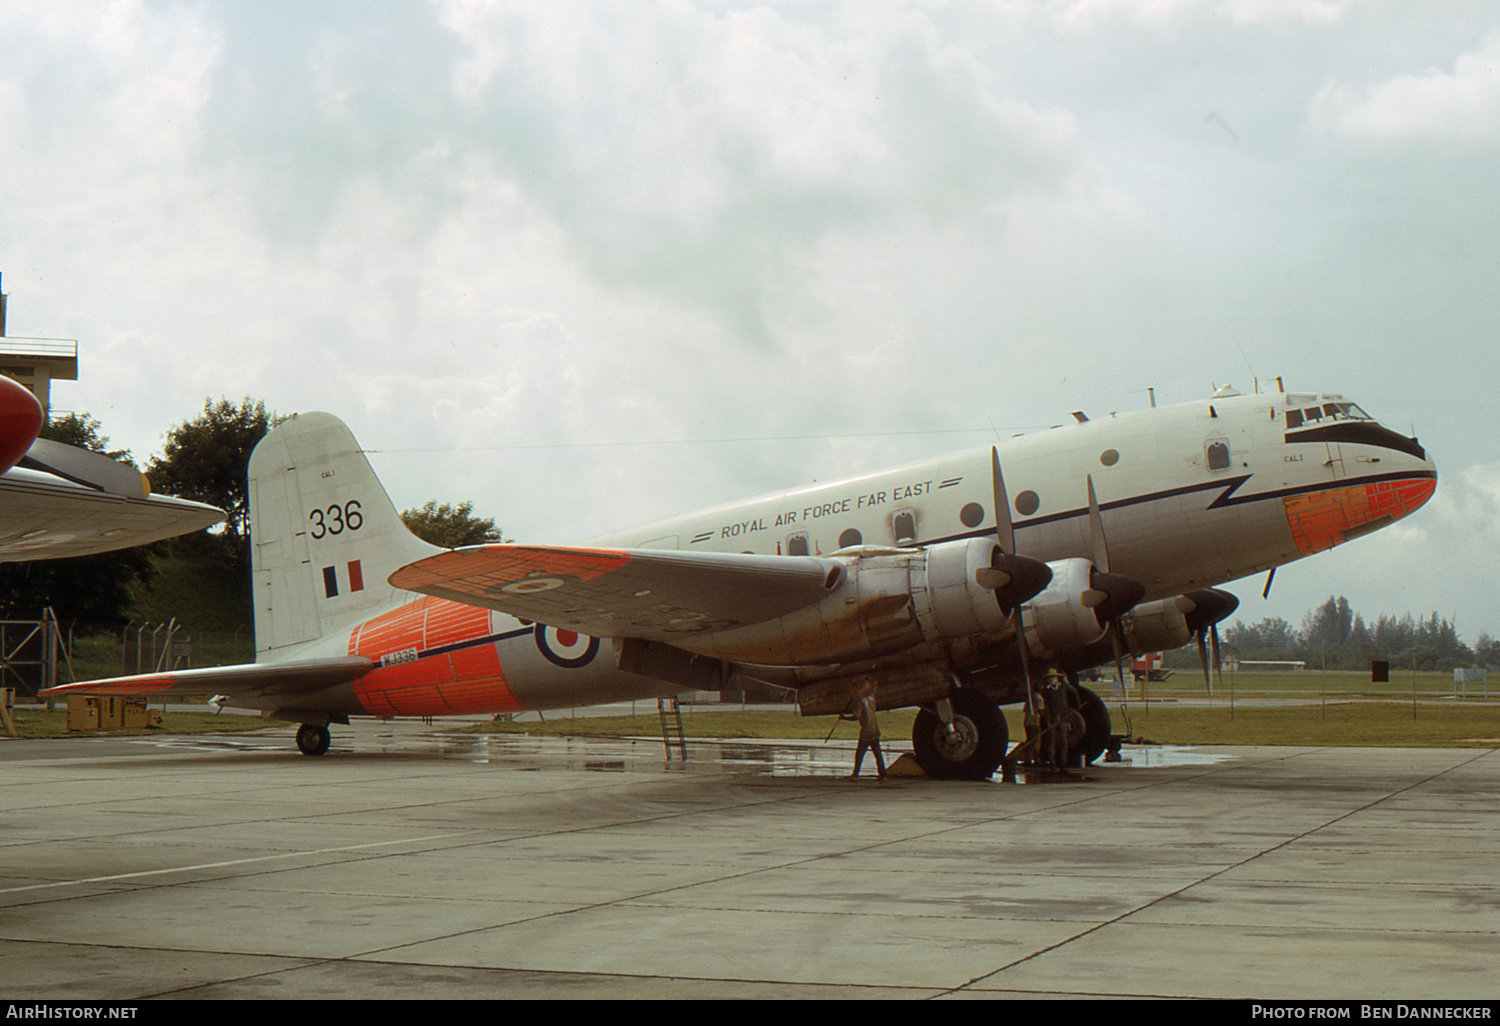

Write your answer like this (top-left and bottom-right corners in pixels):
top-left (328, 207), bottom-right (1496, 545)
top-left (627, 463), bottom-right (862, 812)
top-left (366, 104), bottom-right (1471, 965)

top-left (1015, 490), bottom-right (1040, 516)
top-left (959, 503), bottom-right (984, 529)
top-left (1206, 438), bottom-right (1231, 471)
top-left (838, 528), bottom-right (863, 549)
top-left (787, 533), bottom-right (809, 556)
top-left (1100, 449), bottom-right (1119, 466)
top-left (892, 509), bottom-right (917, 545)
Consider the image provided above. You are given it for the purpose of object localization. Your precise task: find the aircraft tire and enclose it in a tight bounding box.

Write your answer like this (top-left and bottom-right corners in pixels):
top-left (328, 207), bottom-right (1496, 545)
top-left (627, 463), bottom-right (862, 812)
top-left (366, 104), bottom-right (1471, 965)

top-left (296, 723), bottom-right (332, 757)
top-left (911, 690), bottom-right (1008, 781)
top-left (1067, 685), bottom-right (1111, 767)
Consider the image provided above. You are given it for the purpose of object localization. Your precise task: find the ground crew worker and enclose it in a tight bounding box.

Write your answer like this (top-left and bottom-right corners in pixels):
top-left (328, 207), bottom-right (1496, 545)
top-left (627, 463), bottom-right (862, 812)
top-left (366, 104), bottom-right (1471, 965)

top-left (842, 675), bottom-right (886, 780)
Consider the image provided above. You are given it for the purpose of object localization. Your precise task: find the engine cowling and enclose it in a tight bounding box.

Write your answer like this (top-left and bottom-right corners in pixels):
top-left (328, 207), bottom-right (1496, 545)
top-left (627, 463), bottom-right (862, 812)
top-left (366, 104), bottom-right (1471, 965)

top-left (689, 538), bottom-right (1051, 665)
top-left (1053, 589), bottom-right (1238, 674)
top-left (1018, 556), bottom-right (1152, 662)
top-left (1021, 558), bottom-right (1106, 660)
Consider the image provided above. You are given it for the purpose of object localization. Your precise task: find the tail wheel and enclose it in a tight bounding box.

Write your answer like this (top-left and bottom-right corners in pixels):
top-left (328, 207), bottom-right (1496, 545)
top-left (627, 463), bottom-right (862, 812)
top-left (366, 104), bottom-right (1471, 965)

top-left (296, 723), bottom-right (331, 757)
top-left (911, 690), bottom-right (1008, 781)
top-left (1066, 685), bottom-right (1111, 767)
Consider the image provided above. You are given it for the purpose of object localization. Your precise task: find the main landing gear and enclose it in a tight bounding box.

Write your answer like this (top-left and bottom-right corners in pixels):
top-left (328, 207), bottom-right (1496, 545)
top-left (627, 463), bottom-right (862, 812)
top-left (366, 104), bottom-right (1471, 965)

top-left (1008, 674), bottom-right (1111, 777)
top-left (908, 676), bottom-right (1113, 782)
top-left (296, 723), bottom-right (332, 757)
top-left (910, 690), bottom-right (1008, 781)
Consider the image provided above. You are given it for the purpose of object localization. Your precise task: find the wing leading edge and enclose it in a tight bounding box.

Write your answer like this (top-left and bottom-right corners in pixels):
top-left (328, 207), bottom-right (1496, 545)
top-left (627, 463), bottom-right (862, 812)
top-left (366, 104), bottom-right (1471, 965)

top-left (390, 544), bottom-right (844, 641)
top-left (39, 656), bottom-right (375, 700)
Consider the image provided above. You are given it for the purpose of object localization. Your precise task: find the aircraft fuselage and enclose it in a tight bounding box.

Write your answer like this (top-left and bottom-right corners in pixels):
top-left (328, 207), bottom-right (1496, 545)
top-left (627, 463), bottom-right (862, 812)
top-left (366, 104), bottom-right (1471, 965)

top-left (271, 389), bottom-right (1434, 721)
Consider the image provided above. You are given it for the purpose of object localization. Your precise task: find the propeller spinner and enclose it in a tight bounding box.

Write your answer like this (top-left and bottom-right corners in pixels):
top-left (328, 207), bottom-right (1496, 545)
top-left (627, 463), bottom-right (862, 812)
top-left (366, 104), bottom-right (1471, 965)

top-left (1177, 588), bottom-right (1239, 692)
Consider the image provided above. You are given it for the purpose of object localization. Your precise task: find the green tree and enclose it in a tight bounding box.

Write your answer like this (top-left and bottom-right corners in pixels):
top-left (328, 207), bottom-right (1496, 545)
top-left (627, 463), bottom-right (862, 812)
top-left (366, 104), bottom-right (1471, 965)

top-left (401, 500), bottom-right (505, 548)
top-left (41, 412), bottom-right (134, 465)
top-left (148, 398), bottom-right (283, 567)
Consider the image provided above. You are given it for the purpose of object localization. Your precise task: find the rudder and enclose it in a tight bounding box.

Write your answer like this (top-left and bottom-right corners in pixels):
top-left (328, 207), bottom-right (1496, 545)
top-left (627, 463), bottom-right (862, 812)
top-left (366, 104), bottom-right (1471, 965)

top-left (248, 412), bottom-right (444, 659)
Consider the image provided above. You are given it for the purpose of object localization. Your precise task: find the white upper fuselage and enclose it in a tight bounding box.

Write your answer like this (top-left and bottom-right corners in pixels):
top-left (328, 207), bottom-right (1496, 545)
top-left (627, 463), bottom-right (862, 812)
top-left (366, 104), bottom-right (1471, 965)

top-left (590, 390), bottom-right (1436, 604)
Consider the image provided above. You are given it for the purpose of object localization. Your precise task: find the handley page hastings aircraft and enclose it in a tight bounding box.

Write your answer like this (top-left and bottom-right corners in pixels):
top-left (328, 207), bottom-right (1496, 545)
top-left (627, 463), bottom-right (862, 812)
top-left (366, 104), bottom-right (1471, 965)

top-left (45, 386), bottom-right (1436, 779)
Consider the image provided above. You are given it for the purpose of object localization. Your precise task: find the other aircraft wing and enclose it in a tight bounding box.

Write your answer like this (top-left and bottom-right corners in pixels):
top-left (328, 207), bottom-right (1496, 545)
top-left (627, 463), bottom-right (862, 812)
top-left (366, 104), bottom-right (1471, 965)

top-left (0, 438), bottom-right (225, 560)
top-left (39, 656), bottom-right (375, 700)
top-left (391, 544), bottom-right (843, 641)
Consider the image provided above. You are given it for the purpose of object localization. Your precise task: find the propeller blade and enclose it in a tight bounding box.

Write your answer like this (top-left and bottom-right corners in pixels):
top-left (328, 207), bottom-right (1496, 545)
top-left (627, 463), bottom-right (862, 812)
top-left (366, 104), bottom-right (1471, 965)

top-left (1086, 474), bottom-right (1109, 573)
top-left (982, 446), bottom-right (1052, 611)
top-left (1111, 621), bottom-right (1127, 693)
top-left (991, 447), bottom-right (1015, 555)
top-left (1197, 629), bottom-right (1211, 690)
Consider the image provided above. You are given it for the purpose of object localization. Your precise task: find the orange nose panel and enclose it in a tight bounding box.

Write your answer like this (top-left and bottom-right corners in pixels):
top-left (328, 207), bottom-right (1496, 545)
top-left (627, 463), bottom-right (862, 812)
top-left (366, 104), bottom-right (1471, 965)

top-left (1284, 476), bottom-right (1436, 556)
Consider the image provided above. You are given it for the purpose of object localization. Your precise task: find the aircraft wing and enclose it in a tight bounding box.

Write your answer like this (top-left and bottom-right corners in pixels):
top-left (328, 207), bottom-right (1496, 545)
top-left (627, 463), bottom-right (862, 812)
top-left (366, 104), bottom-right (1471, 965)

top-left (0, 463), bottom-right (224, 561)
top-left (39, 656), bottom-right (375, 700)
top-left (390, 544), bottom-right (842, 640)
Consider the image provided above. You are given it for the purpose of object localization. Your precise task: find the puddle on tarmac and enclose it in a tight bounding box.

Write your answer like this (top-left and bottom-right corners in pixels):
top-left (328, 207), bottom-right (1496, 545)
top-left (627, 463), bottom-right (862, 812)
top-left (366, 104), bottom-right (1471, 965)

top-left (1111, 745), bottom-right (1238, 767)
top-left (118, 728), bottom-right (1236, 777)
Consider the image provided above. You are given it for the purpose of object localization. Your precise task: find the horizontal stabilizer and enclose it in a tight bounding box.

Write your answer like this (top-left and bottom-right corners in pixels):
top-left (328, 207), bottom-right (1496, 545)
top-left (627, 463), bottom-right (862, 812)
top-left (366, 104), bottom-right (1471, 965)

top-left (40, 655), bottom-right (374, 699)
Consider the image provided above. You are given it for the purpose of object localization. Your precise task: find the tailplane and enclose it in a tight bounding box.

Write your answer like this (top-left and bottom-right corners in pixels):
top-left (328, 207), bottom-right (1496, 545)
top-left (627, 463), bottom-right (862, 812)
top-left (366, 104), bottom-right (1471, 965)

top-left (248, 412), bottom-right (444, 659)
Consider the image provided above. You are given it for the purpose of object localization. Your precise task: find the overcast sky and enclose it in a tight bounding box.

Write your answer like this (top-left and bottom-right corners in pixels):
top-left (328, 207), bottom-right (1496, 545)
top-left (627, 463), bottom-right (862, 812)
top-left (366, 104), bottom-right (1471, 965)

top-left (1, 0), bottom-right (1496, 644)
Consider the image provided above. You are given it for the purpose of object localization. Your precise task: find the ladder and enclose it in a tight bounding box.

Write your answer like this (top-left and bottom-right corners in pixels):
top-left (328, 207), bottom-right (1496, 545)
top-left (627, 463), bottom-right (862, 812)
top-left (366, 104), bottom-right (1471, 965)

top-left (657, 697), bottom-right (687, 760)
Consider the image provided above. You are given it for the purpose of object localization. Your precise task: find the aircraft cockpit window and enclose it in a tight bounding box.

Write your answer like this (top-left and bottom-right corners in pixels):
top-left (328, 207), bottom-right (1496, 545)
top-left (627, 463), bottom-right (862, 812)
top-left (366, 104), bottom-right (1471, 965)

top-left (1286, 402), bottom-right (1373, 433)
top-left (1290, 399), bottom-right (1380, 438)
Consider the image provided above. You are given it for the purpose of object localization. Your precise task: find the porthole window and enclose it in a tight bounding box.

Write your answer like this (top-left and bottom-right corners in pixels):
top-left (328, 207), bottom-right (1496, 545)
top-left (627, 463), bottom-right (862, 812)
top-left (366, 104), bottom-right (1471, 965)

top-left (959, 502), bottom-right (984, 529)
top-left (1015, 490), bottom-right (1040, 516)
top-left (1100, 449), bottom-right (1119, 467)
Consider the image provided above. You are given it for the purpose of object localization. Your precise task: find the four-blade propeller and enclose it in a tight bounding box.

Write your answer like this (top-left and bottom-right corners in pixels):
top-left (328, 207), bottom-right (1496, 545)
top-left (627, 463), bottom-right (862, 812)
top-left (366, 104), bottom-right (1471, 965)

top-left (1178, 588), bottom-right (1240, 693)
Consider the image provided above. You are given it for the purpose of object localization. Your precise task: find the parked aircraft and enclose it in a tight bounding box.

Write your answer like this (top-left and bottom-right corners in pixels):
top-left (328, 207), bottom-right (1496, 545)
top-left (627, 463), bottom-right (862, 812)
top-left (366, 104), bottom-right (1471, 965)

top-left (43, 386), bottom-right (1436, 778)
top-left (0, 375), bottom-right (224, 559)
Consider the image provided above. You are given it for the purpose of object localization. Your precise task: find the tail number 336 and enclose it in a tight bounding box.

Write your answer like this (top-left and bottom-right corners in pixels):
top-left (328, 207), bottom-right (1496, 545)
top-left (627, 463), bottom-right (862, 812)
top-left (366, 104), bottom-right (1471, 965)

top-left (309, 500), bottom-right (363, 539)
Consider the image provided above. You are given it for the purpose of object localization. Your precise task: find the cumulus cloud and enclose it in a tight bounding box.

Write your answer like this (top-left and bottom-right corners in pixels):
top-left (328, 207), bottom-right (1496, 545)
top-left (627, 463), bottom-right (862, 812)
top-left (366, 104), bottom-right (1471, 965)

top-left (0, 1), bottom-right (1497, 636)
top-left (1057, 0), bottom-right (1353, 28)
top-left (1311, 34), bottom-right (1500, 141)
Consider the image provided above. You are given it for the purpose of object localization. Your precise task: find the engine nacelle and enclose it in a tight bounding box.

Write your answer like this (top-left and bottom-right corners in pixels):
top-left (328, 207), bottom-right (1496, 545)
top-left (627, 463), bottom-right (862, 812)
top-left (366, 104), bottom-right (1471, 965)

top-left (1057, 592), bottom-right (1236, 675)
top-left (914, 536), bottom-right (1020, 640)
top-left (689, 538), bottom-right (1051, 666)
top-left (1119, 597), bottom-right (1194, 655)
top-left (1020, 557), bottom-right (1109, 661)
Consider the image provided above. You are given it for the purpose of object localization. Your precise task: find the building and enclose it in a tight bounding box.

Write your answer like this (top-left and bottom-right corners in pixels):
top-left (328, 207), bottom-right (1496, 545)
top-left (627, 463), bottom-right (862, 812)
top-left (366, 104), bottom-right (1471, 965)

top-left (0, 275), bottom-right (78, 419)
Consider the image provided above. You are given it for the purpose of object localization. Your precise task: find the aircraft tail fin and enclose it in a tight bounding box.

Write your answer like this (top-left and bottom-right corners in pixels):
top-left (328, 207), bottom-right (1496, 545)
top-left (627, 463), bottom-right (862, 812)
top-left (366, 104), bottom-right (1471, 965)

top-left (248, 412), bottom-right (444, 659)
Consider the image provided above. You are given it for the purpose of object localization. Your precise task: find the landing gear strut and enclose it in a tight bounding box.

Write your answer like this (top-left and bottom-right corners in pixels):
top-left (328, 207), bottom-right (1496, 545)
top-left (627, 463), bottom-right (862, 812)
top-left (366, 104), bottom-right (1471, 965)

top-left (296, 723), bottom-right (331, 757)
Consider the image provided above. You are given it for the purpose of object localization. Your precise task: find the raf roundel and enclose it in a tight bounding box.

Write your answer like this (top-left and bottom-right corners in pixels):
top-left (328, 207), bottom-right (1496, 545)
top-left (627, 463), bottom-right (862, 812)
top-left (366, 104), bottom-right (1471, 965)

top-left (534, 624), bottom-right (600, 668)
